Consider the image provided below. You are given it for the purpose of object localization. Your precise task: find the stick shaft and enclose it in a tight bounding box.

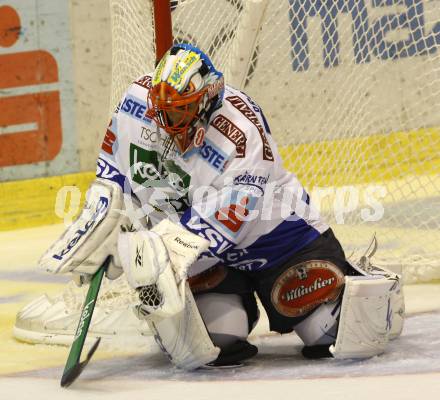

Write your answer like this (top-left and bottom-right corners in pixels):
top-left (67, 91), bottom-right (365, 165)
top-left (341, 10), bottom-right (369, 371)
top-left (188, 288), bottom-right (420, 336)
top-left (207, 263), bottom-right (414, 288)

top-left (62, 257), bottom-right (110, 380)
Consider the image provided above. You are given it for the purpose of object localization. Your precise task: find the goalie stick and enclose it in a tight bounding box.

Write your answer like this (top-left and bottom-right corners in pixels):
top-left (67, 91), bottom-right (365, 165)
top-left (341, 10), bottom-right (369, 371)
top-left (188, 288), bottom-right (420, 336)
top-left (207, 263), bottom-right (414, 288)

top-left (60, 256), bottom-right (110, 388)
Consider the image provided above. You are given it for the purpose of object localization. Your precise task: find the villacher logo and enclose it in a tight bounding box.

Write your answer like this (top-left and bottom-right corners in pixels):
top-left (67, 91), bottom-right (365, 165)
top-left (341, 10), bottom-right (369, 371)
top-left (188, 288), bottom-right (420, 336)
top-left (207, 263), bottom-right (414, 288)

top-left (271, 260), bottom-right (344, 317)
top-left (281, 276), bottom-right (336, 302)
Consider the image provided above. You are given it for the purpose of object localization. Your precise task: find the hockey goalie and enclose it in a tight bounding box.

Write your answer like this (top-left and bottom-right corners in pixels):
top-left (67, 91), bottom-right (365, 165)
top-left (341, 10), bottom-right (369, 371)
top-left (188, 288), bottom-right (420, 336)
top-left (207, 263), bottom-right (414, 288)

top-left (21, 44), bottom-right (404, 369)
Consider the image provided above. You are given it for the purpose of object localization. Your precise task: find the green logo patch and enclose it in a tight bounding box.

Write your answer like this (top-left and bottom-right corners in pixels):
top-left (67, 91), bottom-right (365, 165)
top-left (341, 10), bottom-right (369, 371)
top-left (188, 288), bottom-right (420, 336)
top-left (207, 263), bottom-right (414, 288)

top-left (130, 144), bottom-right (190, 213)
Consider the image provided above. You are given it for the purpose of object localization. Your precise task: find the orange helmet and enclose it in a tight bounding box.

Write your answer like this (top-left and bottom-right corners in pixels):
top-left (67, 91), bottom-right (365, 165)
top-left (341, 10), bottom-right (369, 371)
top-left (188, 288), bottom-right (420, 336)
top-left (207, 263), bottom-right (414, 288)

top-left (148, 44), bottom-right (224, 155)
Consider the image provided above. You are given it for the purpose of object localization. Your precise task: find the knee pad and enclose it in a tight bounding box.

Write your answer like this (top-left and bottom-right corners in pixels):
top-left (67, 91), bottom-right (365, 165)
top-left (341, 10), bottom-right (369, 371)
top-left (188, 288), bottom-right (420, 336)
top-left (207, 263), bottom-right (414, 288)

top-left (195, 293), bottom-right (250, 348)
top-left (195, 293), bottom-right (259, 366)
top-left (294, 300), bottom-right (341, 346)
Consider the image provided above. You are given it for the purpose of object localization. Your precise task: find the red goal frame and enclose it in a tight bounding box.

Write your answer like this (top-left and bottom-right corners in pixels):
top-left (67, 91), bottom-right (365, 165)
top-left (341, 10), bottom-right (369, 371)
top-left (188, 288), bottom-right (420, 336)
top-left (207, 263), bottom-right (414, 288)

top-left (153, 0), bottom-right (173, 64)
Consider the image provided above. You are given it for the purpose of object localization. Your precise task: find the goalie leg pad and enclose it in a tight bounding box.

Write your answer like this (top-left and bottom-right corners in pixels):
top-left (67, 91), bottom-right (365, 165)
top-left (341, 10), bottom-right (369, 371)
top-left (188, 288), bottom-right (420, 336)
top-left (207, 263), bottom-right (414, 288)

top-left (347, 259), bottom-right (405, 340)
top-left (330, 274), bottom-right (401, 359)
top-left (147, 282), bottom-right (220, 370)
top-left (389, 278), bottom-right (404, 340)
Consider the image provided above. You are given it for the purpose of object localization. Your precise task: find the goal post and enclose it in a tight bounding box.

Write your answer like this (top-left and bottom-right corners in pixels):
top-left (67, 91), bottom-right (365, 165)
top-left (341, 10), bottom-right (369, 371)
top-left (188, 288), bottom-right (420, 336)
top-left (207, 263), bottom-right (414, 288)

top-left (109, 0), bottom-right (440, 284)
top-left (152, 0), bottom-right (173, 64)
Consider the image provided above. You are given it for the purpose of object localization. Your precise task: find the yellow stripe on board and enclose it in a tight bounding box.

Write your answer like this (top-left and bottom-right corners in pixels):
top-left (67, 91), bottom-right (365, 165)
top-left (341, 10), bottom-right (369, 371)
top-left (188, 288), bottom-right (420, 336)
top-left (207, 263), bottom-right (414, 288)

top-left (0, 172), bottom-right (95, 231)
top-left (279, 127), bottom-right (440, 187)
top-left (1, 128), bottom-right (439, 231)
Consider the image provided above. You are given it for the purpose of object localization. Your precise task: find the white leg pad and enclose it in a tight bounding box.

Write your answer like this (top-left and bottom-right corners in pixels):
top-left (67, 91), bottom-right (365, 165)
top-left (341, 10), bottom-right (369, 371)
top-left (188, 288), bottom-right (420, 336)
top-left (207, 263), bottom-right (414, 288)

top-left (330, 274), bottom-right (402, 359)
top-left (389, 278), bottom-right (404, 340)
top-left (348, 260), bottom-right (405, 340)
top-left (147, 282), bottom-right (220, 370)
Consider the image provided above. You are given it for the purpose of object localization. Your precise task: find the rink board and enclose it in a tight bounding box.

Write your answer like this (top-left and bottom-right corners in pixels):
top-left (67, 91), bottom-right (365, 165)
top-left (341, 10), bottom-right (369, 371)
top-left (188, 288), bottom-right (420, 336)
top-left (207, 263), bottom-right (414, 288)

top-left (1, 127), bottom-right (439, 231)
top-left (0, 172), bottom-right (95, 231)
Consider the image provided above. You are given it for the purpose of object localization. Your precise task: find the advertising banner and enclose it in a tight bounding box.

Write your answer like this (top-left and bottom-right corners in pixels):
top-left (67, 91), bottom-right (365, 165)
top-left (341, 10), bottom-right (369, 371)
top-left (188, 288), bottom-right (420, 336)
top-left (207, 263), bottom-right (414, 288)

top-left (0, 1), bottom-right (77, 181)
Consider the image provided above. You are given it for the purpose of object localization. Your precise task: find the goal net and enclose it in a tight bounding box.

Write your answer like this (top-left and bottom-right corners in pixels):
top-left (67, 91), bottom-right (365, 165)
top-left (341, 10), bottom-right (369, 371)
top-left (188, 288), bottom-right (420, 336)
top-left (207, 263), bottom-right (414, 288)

top-left (109, 0), bottom-right (440, 284)
top-left (13, 0), bottom-right (440, 346)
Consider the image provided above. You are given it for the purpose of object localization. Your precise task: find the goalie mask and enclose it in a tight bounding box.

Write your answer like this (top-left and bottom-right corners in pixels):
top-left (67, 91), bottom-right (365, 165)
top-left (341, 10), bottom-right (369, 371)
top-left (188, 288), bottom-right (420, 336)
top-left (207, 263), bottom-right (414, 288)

top-left (148, 43), bottom-right (224, 155)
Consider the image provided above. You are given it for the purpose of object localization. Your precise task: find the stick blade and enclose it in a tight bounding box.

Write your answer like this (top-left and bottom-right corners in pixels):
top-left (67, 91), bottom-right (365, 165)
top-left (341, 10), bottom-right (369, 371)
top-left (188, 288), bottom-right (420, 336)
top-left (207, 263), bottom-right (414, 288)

top-left (60, 337), bottom-right (101, 388)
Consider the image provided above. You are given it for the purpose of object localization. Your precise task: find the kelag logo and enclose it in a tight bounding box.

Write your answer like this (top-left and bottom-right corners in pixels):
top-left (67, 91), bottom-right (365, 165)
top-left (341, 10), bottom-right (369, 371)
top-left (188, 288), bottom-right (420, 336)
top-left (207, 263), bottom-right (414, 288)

top-left (130, 144), bottom-right (189, 189)
top-left (130, 144), bottom-right (163, 185)
top-left (129, 144), bottom-right (190, 212)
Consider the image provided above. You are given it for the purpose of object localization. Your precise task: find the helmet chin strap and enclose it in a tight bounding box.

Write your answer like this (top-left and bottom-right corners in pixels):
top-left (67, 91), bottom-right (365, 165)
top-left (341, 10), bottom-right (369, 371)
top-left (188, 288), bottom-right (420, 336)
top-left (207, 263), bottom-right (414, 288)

top-left (159, 125), bottom-right (197, 160)
top-left (160, 135), bottom-right (176, 161)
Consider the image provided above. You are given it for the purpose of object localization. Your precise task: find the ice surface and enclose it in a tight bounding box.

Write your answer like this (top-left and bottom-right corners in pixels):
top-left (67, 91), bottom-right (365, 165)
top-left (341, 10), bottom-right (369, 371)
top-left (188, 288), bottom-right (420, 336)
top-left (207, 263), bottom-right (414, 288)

top-left (1, 224), bottom-right (440, 399)
top-left (2, 312), bottom-right (440, 400)
top-left (13, 312), bottom-right (440, 382)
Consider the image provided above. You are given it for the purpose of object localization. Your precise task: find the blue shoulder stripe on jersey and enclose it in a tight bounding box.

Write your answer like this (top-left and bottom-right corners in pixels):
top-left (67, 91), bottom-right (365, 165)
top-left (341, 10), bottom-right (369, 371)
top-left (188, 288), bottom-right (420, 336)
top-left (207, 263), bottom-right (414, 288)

top-left (260, 109), bottom-right (271, 136)
top-left (96, 156), bottom-right (127, 190)
top-left (227, 216), bottom-right (321, 272)
top-left (180, 208), bottom-right (236, 259)
top-left (301, 189), bottom-right (310, 205)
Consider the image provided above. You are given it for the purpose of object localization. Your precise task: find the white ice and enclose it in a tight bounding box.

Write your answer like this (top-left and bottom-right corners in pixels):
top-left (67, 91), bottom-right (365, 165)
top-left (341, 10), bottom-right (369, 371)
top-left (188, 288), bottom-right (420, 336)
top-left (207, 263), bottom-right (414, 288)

top-left (1, 224), bottom-right (440, 400)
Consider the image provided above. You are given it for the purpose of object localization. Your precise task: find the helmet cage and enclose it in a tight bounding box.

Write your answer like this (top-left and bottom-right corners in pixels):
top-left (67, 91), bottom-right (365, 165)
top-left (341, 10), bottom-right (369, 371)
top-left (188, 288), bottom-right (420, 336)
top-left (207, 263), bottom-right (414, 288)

top-left (148, 78), bottom-right (223, 154)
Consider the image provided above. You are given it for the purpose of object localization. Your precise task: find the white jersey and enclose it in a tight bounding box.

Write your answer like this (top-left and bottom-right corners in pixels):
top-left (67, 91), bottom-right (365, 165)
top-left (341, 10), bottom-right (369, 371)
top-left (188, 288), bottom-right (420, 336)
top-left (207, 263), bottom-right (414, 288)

top-left (97, 74), bottom-right (328, 274)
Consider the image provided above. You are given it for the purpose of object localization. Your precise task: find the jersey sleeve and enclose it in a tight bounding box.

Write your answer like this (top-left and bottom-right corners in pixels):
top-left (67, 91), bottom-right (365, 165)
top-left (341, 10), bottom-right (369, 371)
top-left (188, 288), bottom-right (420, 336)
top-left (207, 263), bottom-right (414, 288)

top-left (95, 121), bottom-right (127, 190)
top-left (95, 92), bottom-right (128, 191)
top-left (96, 74), bottom-right (155, 193)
